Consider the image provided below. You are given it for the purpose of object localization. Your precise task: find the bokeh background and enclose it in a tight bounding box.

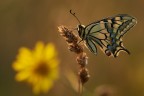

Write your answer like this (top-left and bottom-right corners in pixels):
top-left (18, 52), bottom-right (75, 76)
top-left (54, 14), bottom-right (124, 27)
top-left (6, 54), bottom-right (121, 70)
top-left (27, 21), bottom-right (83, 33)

top-left (0, 0), bottom-right (144, 96)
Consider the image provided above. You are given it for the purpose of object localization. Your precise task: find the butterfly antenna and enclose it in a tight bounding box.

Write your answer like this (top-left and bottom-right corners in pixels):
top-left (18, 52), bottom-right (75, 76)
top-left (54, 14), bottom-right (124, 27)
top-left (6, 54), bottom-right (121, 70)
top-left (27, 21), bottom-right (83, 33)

top-left (70, 10), bottom-right (81, 25)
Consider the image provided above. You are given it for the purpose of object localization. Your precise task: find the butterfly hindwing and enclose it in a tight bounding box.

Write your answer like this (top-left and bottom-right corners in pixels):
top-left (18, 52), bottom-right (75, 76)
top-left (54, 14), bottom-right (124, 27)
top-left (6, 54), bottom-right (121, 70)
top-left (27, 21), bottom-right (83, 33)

top-left (85, 38), bottom-right (97, 54)
top-left (83, 14), bottom-right (137, 57)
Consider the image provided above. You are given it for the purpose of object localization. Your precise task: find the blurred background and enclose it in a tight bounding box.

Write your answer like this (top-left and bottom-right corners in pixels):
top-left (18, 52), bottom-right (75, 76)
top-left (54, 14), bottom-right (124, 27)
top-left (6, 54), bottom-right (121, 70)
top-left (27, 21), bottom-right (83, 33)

top-left (0, 0), bottom-right (144, 96)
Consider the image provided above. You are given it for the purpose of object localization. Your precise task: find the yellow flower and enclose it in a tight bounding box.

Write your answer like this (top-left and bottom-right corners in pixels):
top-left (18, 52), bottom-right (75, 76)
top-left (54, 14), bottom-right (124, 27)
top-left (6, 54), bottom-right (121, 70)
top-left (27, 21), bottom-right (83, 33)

top-left (12, 42), bottom-right (59, 94)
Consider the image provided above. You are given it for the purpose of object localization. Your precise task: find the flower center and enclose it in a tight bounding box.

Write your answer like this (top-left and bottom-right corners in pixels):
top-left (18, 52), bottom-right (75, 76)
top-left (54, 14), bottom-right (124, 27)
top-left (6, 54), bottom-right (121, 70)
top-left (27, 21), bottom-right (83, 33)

top-left (34, 61), bottom-right (49, 76)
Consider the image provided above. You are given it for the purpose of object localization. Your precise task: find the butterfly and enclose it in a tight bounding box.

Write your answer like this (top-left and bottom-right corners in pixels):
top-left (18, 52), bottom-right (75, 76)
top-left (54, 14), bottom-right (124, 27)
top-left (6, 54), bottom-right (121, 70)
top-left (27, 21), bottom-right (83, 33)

top-left (70, 10), bottom-right (137, 57)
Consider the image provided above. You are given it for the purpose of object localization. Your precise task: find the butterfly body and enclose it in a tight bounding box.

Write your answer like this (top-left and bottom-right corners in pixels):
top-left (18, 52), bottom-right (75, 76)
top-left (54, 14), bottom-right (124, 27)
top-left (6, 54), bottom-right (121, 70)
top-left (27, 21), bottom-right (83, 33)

top-left (77, 14), bottom-right (137, 57)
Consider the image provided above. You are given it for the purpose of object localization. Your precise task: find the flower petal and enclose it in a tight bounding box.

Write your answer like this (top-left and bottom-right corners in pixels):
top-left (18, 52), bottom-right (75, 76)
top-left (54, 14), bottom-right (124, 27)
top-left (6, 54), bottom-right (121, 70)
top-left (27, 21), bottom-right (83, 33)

top-left (44, 43), bottom-right (57, 60)
top-left (13, 47), bottom-right (33, 71)
top-left (15, 71), bottom-right (31, 81)
top-left (33, 42), bottom-right (44, 60)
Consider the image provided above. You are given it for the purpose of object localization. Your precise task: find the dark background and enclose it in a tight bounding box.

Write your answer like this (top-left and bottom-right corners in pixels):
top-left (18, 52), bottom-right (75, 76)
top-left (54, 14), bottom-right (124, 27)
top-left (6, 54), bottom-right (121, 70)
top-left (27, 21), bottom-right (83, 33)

top-left (0, 0), bottom-right (143, 96)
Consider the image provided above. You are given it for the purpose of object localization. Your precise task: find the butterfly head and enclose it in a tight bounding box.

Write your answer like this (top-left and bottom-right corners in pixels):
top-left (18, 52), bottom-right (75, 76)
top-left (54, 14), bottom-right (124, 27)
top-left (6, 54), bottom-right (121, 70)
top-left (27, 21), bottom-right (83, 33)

top-left (77, 25), bottom-right (85, 38)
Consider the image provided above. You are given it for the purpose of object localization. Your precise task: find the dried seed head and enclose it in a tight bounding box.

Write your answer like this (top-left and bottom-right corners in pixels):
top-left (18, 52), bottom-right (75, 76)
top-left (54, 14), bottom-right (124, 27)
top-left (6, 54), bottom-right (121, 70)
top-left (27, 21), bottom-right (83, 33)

top-left (58, 26), bottom-right (70, 34)
top-left (58, 26), bottom-right (83, 54)
top-left (58, 26), bottom-right (78, 44)
top-left (68, 44), bottom-right (83, 54)
top-left (58, 25), bottom-right (90, 85)
top-left (76, 52), bottom-right (88, 67)
top-left (78, 68), bottom-right (90, 84)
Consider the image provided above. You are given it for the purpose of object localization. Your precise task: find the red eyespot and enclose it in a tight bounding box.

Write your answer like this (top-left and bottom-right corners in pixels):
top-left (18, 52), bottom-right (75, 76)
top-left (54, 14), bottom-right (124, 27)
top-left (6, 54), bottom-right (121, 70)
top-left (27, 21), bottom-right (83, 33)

top-left (105, 50), bottom-right (111, 56)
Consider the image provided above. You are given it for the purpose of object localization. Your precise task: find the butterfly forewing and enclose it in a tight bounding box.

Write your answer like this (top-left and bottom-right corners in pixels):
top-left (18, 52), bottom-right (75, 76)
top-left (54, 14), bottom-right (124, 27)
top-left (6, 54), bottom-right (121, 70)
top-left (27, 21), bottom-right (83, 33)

top-left (82, 14), bottom-right (137, 57)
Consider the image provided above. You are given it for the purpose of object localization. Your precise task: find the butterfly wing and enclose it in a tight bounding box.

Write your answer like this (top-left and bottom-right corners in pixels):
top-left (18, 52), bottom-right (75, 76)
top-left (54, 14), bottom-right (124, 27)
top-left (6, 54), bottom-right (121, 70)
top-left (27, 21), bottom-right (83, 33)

top-left (84, 14), bottom-right (137, 57)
